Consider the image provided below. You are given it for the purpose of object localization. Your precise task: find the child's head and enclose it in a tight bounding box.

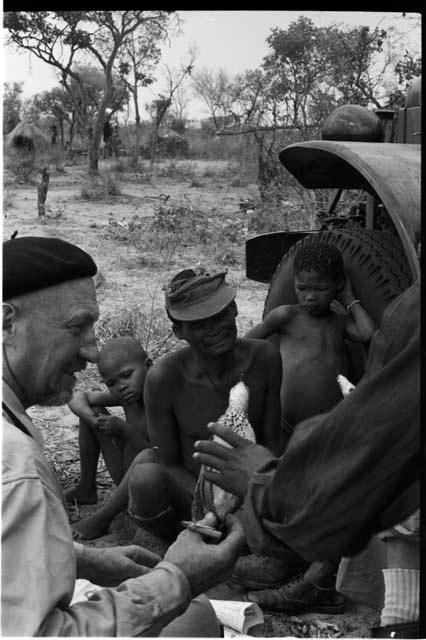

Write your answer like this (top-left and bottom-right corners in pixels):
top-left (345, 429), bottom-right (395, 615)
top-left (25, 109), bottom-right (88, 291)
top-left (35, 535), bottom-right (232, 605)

top-left (293, 242), bottom-right (345, 315)
top-left (97, 337), bottom-right (152, 404)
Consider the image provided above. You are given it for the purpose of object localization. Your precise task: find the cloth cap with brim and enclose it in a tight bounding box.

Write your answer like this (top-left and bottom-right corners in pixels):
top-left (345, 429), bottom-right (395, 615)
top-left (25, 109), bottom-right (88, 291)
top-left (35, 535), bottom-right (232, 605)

top-left (165, 269), bottom-right (236, 322)
top-left (3, 236), bottom-right (97, 301)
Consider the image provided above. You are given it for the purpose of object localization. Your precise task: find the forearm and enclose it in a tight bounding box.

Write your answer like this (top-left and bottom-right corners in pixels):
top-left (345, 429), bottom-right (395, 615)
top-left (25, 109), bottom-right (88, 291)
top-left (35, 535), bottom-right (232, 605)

top-left (68, 392), bottom-right (97, 423)
top-left (38, 562), bottom-right (192, 637)
top-left (345, 300), bottom-right (376, 341)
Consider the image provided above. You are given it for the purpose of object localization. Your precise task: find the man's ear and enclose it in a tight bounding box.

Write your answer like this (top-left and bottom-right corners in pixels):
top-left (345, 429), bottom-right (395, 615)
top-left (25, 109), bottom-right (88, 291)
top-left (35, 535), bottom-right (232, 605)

top-left (3, 303), bottom-right (17, 342)
top-left (172, 322), bottom-right (183, 340)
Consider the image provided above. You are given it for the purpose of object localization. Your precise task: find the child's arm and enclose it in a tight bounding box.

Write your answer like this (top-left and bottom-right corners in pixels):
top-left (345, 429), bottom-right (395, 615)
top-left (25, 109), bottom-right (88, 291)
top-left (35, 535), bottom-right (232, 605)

top-left (68, 390), bottom-right (119, 424)
top-left (96, 415), bottom-right (150, 451)
top-left (245, 306), bottom-right (293, 340)
top-left (337, 275), bottom-right (376, 342)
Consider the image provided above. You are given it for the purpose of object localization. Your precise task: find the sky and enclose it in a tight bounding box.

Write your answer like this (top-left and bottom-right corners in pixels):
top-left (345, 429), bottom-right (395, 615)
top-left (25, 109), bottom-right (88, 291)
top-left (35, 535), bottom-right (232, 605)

top-left (2, 11), bottom-right (421, 120)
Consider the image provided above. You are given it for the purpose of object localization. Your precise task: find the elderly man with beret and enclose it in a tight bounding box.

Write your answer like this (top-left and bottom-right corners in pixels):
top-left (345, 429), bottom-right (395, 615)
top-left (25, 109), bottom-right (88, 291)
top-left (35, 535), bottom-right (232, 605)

top-left (2, 236), bottom-right (245, 636)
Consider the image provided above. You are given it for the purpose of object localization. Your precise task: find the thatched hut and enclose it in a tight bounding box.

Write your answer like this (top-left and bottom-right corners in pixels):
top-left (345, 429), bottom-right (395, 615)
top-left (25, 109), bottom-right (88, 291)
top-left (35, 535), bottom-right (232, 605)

top-left (5, 121), bottom-right (50, 154)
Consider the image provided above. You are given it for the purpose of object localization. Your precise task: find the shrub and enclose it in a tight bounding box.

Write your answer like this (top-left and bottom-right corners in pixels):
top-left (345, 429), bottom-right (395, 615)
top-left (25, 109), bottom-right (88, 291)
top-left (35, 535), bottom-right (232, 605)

top-left (5, 148), bottom-right (36, 183)
top-left (80, 172), bottom-right (121, 200)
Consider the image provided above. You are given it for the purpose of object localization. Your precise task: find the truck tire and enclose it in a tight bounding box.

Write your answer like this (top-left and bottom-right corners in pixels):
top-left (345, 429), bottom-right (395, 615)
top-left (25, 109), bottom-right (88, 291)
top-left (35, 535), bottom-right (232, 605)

top-left (263, 228), bottom-right (412, 325)
top-left (263, 229), bottom-right (413, 382)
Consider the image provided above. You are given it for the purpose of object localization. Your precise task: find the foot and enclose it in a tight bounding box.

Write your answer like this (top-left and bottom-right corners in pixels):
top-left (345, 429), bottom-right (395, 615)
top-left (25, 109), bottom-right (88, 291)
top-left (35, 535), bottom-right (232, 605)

top-left (246, 561), bottom-right (345, 614)
top-left (72, 513), bottom-right (111, 540)
top-left (65, 484), bottom-right (98, 505)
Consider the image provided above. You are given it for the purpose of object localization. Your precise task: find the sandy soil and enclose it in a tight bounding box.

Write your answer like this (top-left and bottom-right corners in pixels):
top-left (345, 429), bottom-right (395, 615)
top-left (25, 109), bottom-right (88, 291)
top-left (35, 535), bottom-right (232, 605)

top-left (3, 157), bottom-right (380, 637)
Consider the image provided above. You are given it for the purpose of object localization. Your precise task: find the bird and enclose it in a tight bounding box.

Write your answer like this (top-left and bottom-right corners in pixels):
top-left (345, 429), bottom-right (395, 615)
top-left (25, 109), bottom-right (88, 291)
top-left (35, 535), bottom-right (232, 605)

top-left (191, 380), bottom-right (256, 524)
top-left (337, 374), bottom-right (355, 397)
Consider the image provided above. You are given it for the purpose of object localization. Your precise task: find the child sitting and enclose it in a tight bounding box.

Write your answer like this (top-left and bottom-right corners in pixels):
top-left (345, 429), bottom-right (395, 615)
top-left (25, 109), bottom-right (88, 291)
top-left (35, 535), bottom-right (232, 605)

top-left (245, 242), bottom-right (376, 449)
top-left (65, 337), bottom-right (153, 505)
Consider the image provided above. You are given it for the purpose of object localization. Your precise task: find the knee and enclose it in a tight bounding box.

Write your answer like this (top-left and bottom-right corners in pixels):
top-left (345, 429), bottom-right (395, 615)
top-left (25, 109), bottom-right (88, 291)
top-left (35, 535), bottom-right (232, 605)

top-left (133, 447), bottom-right (158, 465)
top-left (129, 462), bottom-right (169, 515)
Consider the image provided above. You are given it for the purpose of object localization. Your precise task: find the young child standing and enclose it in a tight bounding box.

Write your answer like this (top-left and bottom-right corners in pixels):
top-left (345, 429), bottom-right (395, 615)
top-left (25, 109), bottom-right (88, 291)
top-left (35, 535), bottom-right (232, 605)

top-left (65, 337), bottom-right (153, 505)
top-left (245, 242), bottom-right (376, 448)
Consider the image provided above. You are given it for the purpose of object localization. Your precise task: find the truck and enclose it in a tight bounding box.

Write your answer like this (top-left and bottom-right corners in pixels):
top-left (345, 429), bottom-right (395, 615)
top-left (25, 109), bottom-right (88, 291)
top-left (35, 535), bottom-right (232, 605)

top-left (245, 76), bottom-right (421, 381)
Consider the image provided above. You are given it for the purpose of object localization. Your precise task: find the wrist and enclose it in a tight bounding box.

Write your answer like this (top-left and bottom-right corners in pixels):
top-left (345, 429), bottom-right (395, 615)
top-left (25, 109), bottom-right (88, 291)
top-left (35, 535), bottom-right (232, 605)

top-left (346, 299), bottom-right (361, 313)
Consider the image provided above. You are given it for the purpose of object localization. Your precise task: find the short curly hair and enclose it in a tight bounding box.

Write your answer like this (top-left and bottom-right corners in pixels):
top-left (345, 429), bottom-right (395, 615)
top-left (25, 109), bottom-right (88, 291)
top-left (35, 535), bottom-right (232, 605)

top-left (293, 242), bottom-right (344, 281)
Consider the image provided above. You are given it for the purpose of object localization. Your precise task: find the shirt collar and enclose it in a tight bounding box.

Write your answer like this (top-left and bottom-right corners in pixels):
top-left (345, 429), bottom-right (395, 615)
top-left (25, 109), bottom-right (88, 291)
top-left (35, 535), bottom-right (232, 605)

top-left (2, 379), bottom-right (45, 448)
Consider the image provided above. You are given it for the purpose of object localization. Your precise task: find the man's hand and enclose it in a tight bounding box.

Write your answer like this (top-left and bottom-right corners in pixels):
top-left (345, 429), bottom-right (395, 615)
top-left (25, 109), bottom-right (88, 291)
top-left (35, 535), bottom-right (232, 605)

top-left (76, 544), bottom-right (162, 587)
top-left (193, 422), bottom-right (274, 498)
top-left (95, 415), bottom-right (128, 437)
top-left (164, 512), bottom-right (246, 597)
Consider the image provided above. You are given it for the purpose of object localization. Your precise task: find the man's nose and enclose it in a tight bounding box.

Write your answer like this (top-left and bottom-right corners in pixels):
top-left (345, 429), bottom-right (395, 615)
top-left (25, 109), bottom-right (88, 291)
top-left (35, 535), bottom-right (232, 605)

top-left (79, 329), bottom-right (100, 363)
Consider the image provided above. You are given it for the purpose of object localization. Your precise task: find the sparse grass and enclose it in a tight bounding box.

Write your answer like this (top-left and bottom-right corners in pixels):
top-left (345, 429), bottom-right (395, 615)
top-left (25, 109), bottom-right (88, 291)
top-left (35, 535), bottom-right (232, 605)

top-left (95, 302), bottom-right (179, 361)
top-left (3, 186), bottom-right (16, 210)
top-left (80, 172), bottom-right (121, 200)
top-left (156, 161), bottom-right (196, 180)
top-left (230, 176), bottom-right (249, 188)
top-left (189, 178), bottom-right (205, 188)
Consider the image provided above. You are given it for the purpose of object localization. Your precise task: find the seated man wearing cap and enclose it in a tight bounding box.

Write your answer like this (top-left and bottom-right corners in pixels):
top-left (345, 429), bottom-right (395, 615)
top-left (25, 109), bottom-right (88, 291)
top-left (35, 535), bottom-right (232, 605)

top-left (2, 239), bottom-right (245, 636)
top-left (72, 267), bottom-right (311, 594)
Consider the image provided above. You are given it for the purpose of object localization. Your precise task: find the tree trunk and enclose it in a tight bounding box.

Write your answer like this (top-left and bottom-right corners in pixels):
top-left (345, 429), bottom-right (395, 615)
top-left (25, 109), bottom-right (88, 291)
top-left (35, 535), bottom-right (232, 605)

top-left (149, 125), bottom-right (159, 175)
top-left (130, 120), bottom-right (142, 169)
top-left (37, 167), bottom-right (50, 218)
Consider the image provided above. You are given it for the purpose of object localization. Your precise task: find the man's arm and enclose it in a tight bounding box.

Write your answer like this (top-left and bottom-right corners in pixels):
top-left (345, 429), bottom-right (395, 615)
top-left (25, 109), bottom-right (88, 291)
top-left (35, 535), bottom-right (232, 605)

top-left (144, 362), bottom-right (195, 493)
top-left (245, 306), bottom-right (291, 340)
top-left (2, 468), bottom-right (244, 636)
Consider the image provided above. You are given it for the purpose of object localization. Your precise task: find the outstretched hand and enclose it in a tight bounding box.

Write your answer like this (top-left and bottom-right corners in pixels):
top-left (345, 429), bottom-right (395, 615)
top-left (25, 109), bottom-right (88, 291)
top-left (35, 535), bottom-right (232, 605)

top-left (164, 511), bottom-right (246, 597)
top-left (76, 544), bottom-right (162, 587)
top-left (193, 422), bottom-right (274, 498)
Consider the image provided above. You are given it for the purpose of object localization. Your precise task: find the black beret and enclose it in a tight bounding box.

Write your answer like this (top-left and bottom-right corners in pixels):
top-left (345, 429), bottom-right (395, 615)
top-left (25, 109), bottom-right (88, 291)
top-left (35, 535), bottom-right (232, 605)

top-left (3, 236), bottom-right (98, 300)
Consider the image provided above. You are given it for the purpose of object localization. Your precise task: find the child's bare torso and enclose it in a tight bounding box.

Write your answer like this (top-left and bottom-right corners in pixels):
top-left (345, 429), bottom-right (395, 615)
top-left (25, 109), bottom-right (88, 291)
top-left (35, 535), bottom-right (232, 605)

top-left (280, 306), bottom-right (347, 426)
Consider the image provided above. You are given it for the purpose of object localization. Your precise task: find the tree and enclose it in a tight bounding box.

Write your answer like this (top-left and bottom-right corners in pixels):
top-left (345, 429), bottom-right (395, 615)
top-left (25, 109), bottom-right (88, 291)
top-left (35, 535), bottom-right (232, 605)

top-left (146, 49), bottom-right (196, 173)
top-left (117, 19), bottom-right (169, 168)
top-left (3, 81), bottom-right (23, 134)
top-left (5, 11), bottom-right (172, 175)
top-left (196, 17), bottom-right (419, 202)
top-left (192, 68), bottom-right (238, 130)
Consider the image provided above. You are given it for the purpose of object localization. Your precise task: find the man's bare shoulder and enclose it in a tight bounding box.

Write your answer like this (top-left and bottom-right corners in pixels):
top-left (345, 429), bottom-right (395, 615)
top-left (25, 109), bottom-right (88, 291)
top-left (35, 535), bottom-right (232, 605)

top-left (146, 347), bottom-right (190, 385)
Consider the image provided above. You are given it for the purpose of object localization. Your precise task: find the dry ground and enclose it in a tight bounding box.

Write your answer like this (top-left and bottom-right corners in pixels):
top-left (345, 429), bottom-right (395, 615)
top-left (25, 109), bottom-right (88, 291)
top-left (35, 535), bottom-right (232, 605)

top-left (3, 157), bottom-right (380, 637)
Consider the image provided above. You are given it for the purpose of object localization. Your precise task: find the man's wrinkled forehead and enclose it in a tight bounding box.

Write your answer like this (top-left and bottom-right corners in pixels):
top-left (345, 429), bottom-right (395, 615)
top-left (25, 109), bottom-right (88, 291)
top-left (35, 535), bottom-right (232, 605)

top-left (30, 277), bottom-right (100, 322)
